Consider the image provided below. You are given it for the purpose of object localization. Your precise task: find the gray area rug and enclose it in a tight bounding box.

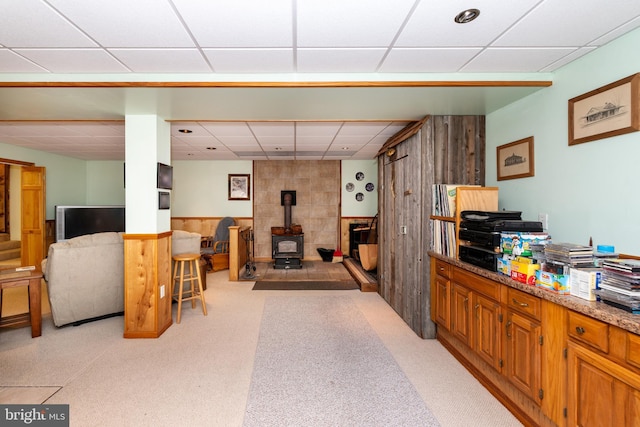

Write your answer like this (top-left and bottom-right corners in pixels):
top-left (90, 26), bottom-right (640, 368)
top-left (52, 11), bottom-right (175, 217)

top-left (252, 280), bottom-right (359, 290)
top-left (243, 296), bottom-right (441, 426)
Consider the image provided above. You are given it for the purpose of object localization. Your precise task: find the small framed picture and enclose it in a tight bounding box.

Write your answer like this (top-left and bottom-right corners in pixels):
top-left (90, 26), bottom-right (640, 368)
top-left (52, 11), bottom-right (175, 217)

top-left (497, 137), bottom-right (534, 181)
top-left (228, 174), bottom-right (250, 200)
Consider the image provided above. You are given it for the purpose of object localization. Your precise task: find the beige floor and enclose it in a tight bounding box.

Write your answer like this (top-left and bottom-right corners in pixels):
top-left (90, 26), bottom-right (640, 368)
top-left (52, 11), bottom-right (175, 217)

top-left (0, 261), bottom-right (522, 426)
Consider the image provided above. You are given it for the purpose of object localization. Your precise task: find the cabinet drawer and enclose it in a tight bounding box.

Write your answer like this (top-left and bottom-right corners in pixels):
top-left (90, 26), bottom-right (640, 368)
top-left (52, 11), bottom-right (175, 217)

top-left (434, 259), bottom-right (451, 278)
top-left (452, 268), bottom-right (500, 301)
top-left (506, 287), bottom-right (541, 320)
top-left (568, 311), bottom-right (609, 353)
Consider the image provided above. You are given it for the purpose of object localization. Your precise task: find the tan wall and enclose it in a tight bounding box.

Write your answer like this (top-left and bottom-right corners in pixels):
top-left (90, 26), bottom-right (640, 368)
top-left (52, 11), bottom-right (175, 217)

top-left (254, 160), bottom-right (340, 261)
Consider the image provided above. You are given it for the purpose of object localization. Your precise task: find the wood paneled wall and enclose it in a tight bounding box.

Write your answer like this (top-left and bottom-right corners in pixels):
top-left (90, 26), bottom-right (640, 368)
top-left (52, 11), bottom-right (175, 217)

top-left (378, 116), bottom-right (485, 338)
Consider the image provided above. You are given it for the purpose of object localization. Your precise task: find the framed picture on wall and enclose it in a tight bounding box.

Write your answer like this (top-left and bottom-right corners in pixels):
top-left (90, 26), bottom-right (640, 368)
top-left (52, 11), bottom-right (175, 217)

top-left (228, 174), bottom-right (250, 200)
top-left (569, 73), bottom-right (640, 145)
top-left (497, 136), bottom-right (534, 181)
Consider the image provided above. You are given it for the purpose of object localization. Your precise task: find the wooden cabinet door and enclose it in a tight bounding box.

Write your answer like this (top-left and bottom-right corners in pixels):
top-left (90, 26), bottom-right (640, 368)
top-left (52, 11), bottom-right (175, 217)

top-left (434, 275), bottom-right (450, 330)
top-left (21, 166), bottom-right (46, 267)
top-left (505, 310), bottom-right (542, 404)
top-left (473, 293), bottom-right (502, 372)
top-left (451, 282), bottom-right (472, 347)
top-left (568, 342), bottom-right (640, 427)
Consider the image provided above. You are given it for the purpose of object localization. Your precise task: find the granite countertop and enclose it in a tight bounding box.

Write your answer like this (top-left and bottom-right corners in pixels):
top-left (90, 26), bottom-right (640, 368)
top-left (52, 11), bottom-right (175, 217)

top-left (429, 252), bottom-right (640, 336)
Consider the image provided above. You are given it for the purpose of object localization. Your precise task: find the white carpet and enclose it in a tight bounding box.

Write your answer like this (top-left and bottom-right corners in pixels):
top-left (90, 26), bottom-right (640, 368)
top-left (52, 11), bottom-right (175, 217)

top-left (243, 296), bottom-right (440, 426)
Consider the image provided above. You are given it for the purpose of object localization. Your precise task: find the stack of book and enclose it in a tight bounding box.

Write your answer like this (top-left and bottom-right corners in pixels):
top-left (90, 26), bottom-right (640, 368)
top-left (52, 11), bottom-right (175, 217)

top-left (543, 243), bottom-right (595, 269)
top-left (596, 259), bottom-right (640, 313)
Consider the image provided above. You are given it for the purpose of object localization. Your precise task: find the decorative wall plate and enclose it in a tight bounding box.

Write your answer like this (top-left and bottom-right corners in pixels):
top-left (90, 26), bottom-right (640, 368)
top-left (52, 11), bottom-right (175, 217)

top-left (345, 182), bottom-right (355, 192)
top-left (365, 182), bottom-right (374, 192)
top-left (355, 192), bottom-right (364, 202)
top-left (355, 172), bottom-right (364, 181)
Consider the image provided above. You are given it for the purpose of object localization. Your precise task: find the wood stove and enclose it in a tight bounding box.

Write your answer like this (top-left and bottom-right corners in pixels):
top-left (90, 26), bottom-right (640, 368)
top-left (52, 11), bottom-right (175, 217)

top-left (272, 190), bottom-right (304, 269)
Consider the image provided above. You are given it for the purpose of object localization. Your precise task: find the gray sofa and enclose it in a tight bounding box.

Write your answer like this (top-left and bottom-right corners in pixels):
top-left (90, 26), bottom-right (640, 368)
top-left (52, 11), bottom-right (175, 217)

top-left (43, 232), bottom-right (124, 327)
top-left (42, 230), bottom-right (203, 327)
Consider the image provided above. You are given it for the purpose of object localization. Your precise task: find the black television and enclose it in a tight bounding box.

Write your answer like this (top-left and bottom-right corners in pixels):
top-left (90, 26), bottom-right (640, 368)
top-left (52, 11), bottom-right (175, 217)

top-left (55, 205), bottom-right (125, 242)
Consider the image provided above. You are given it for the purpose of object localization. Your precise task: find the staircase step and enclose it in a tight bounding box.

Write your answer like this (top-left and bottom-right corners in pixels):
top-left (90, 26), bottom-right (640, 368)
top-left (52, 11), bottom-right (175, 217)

top-left (0, 240), bottom-right (20, 251)
top-left (0, 247), bottom-right (20, 261)
top-left (0, 233), bottom-right (9, 243)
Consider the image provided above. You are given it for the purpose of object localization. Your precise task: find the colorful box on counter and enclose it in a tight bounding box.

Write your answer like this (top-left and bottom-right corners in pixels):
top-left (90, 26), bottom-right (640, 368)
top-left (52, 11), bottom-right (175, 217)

top-left (536, 270), bottom-right (570, 294)
top-left (497, 255), bottom-right (514, 276)
top-left (500, 232), bottom-right (550, 257)
top-left (510, 258), bottom-right (539, 285)
top-left (569, 268), bottom-right (602, 301)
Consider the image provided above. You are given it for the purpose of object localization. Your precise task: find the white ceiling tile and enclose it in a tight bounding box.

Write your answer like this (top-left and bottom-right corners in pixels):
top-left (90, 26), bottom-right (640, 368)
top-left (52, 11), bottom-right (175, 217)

top-left (494, 0), bottom-right (640, 47)
top-left (172, 0), bottom-right (293, 47)
top-left (379, 48), bottom-right (482, 73)
top-left (215, 136), bottom-right (258, 145)
top-left (204, 49), bottom-right (293, 73)
top-left (170, 122), bottom-right (208, 136)
top-left (461, 48), bottom-right (577, 73)
top-left (297, 0), bottom-right (416, 47)
top-left (296, 143), bottom-right (330, 151)
top-left (397, 1), bottom-right (539, 47)
top-left (15, 49), bottom-right (129, 73)
top-left (200, 122), bottom-right (253, 136)
top-left (174, 136), bottom-right (220, 146)
top-left (338, 123), bottom-right (389, 136)
top-left (296, 136), bottom-right (334, 145)
top-left (0, 0), bottom-right (97, 48)
top-left (297, 48), bottom-right (387, 73)
top-left (227, 145), bottom-right (263, 152)
top-left (0, 50), bottom-right (48, 72)
top-left (250, 122), bottom-right (294, 137)
top-left (257, 136), bottom-right (294, 146)
top-left (108, 49), bottom-right (211, 73)
top-left (48, 0), bottom-right (194, 48)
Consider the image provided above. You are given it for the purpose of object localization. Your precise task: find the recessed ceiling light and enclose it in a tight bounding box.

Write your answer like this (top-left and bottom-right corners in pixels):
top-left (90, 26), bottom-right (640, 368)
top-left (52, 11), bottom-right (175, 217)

top-left (178, 129), bottom-right (192, 133)
top-left (342, 147), bottom-right (350, 150)
top-left (206, 147), bottom-right (216, 150)
top-left (454, 8), bottom-right (480, 24)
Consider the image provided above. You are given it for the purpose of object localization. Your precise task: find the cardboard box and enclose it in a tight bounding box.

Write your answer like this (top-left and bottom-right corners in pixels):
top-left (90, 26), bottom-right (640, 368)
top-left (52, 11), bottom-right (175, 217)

top-left (497, 255), bottom-right (514, 276)
top-left (510, 260), bottom-right (539, 285)
top-left (536, 270), bottom-right (570, 294)
top-left (569, 268), bottom-right (602, 301)
top-left (501, 232), bottom-right (550, 257)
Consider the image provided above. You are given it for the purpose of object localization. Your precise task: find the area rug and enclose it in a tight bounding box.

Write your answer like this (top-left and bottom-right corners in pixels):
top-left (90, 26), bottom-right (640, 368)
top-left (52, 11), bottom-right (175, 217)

top-left (243, 296), bottom-right (441, 426)
top-left (252, 280), bottom-right (359, 290)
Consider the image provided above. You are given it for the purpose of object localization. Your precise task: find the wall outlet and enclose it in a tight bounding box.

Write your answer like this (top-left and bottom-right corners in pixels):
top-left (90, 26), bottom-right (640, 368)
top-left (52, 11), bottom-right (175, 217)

top-left (538, 213), bottom-right (549, 230)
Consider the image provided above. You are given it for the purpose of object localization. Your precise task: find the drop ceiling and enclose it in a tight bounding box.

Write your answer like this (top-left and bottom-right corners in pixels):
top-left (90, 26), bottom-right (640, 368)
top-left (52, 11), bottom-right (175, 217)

top-left (1, 0), bottom-right (639, 160)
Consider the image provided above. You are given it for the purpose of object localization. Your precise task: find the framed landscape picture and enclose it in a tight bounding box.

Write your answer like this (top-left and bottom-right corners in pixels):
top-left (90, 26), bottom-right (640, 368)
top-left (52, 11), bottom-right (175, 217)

top-left (569, 73), bottom-right (640, 145)
top-left (228, 174), bottom-right (250, 200)
top-left (497, 137), bottom-right (534, 181)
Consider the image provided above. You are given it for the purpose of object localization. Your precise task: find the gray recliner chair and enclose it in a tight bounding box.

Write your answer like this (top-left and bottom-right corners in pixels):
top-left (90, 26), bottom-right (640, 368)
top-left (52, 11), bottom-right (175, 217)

top-left (201, 217), bottom-right (236, 272)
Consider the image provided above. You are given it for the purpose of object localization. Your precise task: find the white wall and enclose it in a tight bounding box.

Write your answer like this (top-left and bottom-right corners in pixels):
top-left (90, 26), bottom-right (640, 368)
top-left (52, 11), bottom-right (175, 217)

top-left (86, 161), bottom-right (125, 205)
top-left (171, 160), bottom-right (253, 217)
top-left (486, 27), bottom-right (640, 255)
top-left (0, 142), bottom-right (88, 219)
top-left (341, 159), bottom-right (378, 217)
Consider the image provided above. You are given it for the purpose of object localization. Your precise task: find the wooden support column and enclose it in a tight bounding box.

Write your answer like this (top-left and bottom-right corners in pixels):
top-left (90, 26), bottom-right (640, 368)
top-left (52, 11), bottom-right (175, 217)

top-left (123, 115), bottom-right (172, 338)
top-left (123, 232), bottom-right (172, 338)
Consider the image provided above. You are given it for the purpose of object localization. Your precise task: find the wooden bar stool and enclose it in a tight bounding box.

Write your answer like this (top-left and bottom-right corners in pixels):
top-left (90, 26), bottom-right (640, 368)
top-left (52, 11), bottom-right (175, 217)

top-left (172, 253), bottom-right (207, 324)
